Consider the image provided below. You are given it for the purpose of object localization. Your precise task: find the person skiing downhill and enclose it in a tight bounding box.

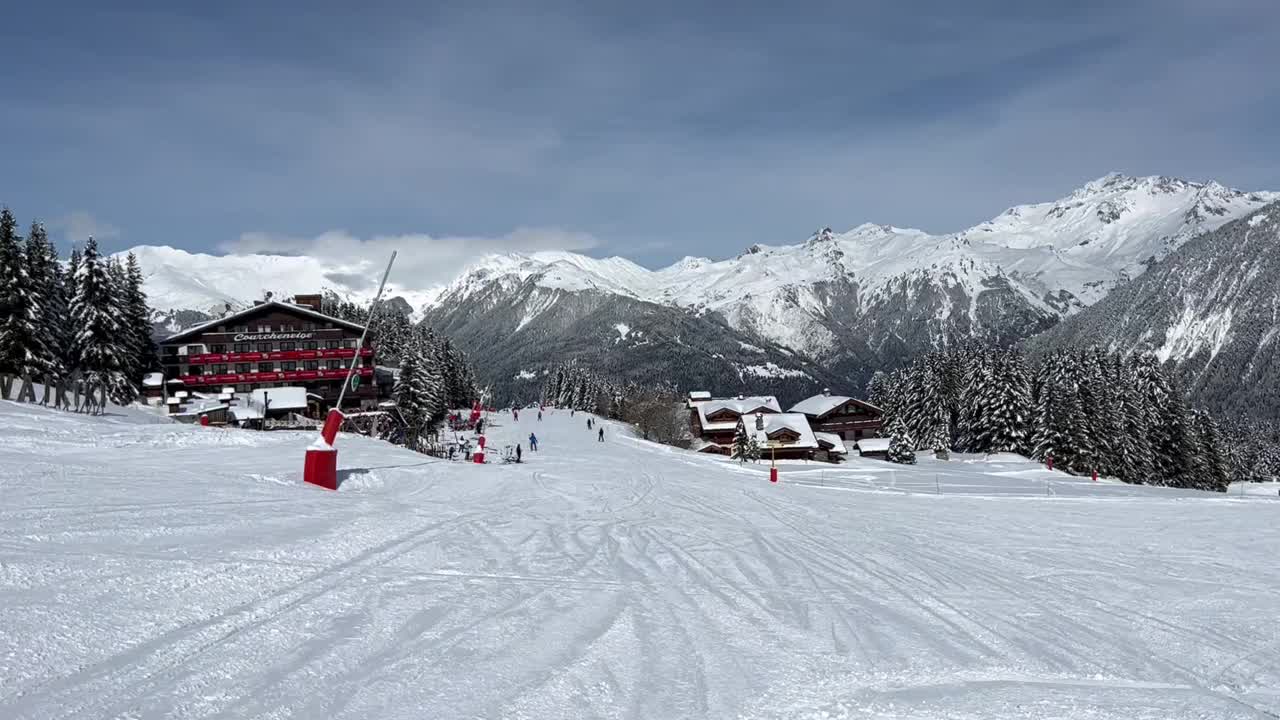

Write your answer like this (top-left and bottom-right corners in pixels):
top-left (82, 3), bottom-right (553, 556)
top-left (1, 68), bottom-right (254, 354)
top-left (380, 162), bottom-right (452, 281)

top-left (597, 427), bottom-right (604, 442)
top-left (516, 444), bottom-right (522, 463)
top-left (513, 408), bottom-right (519, 422)
top-left (587, 418), bottom-right (592, 430)
top-left (537, 410), bottom-right (543, 421)
top-left (529, 433), bottom-right (538, 451)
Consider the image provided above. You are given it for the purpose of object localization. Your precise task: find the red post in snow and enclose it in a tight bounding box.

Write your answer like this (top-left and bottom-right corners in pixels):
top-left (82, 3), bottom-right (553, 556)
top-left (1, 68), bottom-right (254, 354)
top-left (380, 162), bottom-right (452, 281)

top-left (769, 467), bottom-right (778, 483)
top-left (302, 251), bottom-right (397, 492)
top-left (1046, 454), bottom-right (1054, 472)
top-left (1092, 468), bottom-right (1098, 482)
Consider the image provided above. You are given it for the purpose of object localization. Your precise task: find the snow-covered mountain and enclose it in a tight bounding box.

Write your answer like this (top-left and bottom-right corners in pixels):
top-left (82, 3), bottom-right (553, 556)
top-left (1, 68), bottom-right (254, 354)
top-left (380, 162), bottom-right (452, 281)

top-left (125, 173), bottom-right (1277, 402)
top-left (119, 245), bottom-right (435, 333)
top-left (1028, 201), bottom-right (1280, 420)
top-left (425, 174), bottom-right (1277, 360)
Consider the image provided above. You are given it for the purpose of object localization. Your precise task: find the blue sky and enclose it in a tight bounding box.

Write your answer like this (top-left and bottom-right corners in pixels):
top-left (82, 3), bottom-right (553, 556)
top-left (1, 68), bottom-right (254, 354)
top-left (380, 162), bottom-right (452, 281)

top-left (2, 0), bottom-right (1277, 285)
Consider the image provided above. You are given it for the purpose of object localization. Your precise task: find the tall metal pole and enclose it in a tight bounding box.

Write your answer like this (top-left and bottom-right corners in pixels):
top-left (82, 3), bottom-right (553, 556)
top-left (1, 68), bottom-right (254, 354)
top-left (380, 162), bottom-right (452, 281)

top-left (335, 251), bottom-right (397, 410)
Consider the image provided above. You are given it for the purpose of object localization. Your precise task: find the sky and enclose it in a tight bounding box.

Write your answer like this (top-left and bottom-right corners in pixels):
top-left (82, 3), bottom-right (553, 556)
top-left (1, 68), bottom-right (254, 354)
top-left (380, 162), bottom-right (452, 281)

top-left (2, 0), bottom-right (1278, 287)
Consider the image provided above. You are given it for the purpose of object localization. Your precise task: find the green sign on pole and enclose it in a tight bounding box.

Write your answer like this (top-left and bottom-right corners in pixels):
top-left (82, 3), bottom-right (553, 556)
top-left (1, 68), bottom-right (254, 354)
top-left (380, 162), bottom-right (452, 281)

top-left (350, 374), bottom-right (361, 391)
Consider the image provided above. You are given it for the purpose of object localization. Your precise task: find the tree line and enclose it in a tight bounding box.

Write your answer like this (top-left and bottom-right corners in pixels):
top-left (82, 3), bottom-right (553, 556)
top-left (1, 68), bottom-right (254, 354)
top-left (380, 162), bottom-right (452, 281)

top-left (0, 207), bottom-right (155, 408)
top-left (322, 293), bottom-right (478, 451)
top-left (868, 344), bottom-right (1234, 492)
top-left (541, 360), bottom-right (692, 447)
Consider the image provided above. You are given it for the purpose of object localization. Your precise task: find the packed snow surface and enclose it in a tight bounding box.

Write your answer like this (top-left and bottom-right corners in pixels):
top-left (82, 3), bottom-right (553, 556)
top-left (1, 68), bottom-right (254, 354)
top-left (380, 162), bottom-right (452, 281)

top-left (2, 399), bottom-right (1278, 719)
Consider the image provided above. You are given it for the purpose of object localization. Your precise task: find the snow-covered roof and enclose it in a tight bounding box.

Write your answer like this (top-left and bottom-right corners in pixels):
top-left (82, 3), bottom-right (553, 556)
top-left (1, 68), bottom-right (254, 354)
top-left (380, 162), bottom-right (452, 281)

top-left (172, 403), bottom-right (228, 418)
top-left (230, 405), bottom-right (264, 421)
top-left (688, 391), bottom-right (711, 400)
top-left (696, 396), bottom-right (782, 432)
top-left (788, 393), bottom-right (882, 418)
top-left (855, 438), bottom-right (891, 454)
top-left (142, 372), bottom-right (164, 388)
top-left (814, 432), bottom-right (848, 453)
top-left (247, 386), bottom-right (308, 411)
top-left (747, 413), bottom-right (819, 450)
top-left (162, 300), bottom-right (365, 343)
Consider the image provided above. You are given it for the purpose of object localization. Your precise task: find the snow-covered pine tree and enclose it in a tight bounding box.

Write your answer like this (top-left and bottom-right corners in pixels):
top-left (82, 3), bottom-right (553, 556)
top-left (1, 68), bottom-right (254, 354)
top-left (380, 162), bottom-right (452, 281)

top-left (1190, 409), bottom-right (1230, 492)
top-left (22, 222), bottom-right (62, 382)
top-left (71, 238), bottom-right (131, 408)
top-left (1116, 357), bottom-right (1156, 484)
top-left (957, 350), bottom-right (994, 452)
top-left (393, 338), bottom-right (426, 449)
top-left (1030, 352), bottom-right (1084, 470)
top-left (887, 417), bottom-right (916, 465)
top-left (931, 415), bottom-right (951, 459)
top-left (731, 419), bottom-right (752, 462)
top-left (865, 371), bottom-right (891, 410)
top-left (123, 252), bottom-right (157, 387)
top-left (989, 350), bottom-right (1032, 454)
top-left (0, 208), bottom-right (32, 380)
top-left (102, 256), bottom-right (139, 405)
top-left (1073, 348), bottom-right (1109, 475)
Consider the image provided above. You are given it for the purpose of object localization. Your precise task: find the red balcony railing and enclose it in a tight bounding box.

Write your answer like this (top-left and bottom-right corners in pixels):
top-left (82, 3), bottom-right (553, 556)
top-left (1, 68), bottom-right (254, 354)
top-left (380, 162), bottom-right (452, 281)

top-left (175, 367), bottom-right (375, 387)
top-left (177, 348), bottom-right (373, 365)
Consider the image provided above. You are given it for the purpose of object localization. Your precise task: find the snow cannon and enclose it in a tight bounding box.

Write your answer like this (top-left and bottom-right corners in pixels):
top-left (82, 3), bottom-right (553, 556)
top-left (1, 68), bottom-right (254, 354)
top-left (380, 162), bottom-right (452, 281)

top-left (303, 408), bottom-right (344, 490)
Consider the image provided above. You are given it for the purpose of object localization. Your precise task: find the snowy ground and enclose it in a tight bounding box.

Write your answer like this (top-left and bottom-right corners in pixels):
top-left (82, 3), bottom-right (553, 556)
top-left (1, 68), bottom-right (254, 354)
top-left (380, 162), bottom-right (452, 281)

top-left (1, 400), bottom-right (1278, 719)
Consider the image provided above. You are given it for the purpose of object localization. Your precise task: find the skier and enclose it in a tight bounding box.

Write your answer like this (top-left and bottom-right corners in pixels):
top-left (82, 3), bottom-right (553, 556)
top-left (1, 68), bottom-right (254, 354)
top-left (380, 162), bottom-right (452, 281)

top-left (513, 408), bottom-right (518, 422)
top-left (529, 432), bottom-right (538, 451)
top-left (571, 408), bottom-right (575, 417)
top-left (537, 410), bottom-right (543, 421)
top-left (587, 418), bottom-right (592, 430)
top-left (516, 444), bottom-right (522, 463)
top-left (598, 427), bottom-right (604, 442)
top-left (476, 418), bottom-right (485, 435)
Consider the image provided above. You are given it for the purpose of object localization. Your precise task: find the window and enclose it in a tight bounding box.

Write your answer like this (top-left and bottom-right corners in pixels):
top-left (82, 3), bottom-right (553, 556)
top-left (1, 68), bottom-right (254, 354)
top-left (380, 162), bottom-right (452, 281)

top-left (303, 341), bottom-right (318, 350)
top-left (280, 342), bottom-right (296, 352)
top-left (280, 323), bottom-right (295, 332)
top-left (213, 364), bottom-right (228, 374)
top-left (327, 360), bottom-right (342, 370)
top-left (235, 363), bottom-right (251, 373)
top-left (257, 343), bottom-right (272, 353)
top-left (281, 361), bottom-right (297, 371)
top-left (257, 325), bottom-right (270, 333)
top-left (303, 322), bottom-right (315, 331)
top-left (258, 362), bottom-right (274, 373)
top-left (233, 343), bottom-right (251, 353)
top-left (304, 360), bottom-right (319, 370)
top-left (236, 384), bottom-right (251, 393)
top-left (234, 325), bottom-right (248, 333)
top-left (325, 340), bottom-right (339, 350)
top-left (344, 339), bottom-right (357, 349)
top-left (210, 344), bottom-right (226, 354)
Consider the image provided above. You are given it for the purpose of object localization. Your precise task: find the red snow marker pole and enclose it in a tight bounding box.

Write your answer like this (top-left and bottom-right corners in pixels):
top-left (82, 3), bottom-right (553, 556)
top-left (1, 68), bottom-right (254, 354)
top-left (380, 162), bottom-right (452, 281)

top-left (303, 251), bottom-right (397, 491)
top-left (1092, 468), bottom-right (1098, 482)
top-left (770, 467), bottom-right (778, 483)
top-left (1046, 454), bottom-right (1053, 472)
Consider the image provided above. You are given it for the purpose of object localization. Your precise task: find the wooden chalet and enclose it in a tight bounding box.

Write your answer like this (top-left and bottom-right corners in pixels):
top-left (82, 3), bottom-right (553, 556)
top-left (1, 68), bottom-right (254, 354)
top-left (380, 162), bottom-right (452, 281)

top-left (788, 388), bottom-right (883, 441)
top-left (690, 395), bottom-right (782, 450)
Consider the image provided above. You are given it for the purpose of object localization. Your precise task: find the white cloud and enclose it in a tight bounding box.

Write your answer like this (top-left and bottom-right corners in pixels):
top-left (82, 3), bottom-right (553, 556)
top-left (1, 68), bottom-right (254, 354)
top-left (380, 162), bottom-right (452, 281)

top-left (53, 211), bottom-right (121, 245)
top-left (219, 226), bottom-right (601, 292)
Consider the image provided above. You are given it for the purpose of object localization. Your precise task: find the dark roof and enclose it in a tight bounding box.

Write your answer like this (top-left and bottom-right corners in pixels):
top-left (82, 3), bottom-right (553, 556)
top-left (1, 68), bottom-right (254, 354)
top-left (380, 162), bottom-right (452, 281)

top-left (161, 301), bottom-right (366, 343)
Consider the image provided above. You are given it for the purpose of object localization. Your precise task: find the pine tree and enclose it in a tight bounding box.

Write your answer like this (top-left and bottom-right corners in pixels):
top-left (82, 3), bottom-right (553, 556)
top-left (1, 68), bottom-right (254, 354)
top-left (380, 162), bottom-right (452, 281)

top-left (59, 247), bottom-right (82, 377)
top-left (732, 419), bottom-right (752, 462)
top-left (22, 222), bottom-right (61, 381)
top-left (1191, 410), bottom-right (1230, 492)
top-left (1116, 358), bottom-right (1156, 484)
top-left (71, 238), bottom-right (131, 407)
top-left (0, 208), bottom-right (30, 378)
top-left (887, 417), bottom-right (916, 465)
top-left (123, 252), bottom-right (157, 386)
top-left (393, 339), bottom-right (426, 448)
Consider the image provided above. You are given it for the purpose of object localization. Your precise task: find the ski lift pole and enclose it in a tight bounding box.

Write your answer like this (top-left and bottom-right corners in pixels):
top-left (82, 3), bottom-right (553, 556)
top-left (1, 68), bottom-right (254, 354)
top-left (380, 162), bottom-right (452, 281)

top-left (305, 251), bottom-right (397, 490)
top-left (334, 251), bottom-right (398, 412)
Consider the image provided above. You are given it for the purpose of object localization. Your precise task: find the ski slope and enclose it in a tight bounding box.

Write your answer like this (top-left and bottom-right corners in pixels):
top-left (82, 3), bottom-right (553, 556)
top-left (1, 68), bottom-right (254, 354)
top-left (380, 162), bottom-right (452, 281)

top-left (1, 400), bottom-right (1278, 719)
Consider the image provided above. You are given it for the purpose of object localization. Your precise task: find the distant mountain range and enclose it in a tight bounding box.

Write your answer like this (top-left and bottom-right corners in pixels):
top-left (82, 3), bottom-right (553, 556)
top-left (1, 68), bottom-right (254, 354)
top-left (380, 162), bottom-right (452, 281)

top-left (124, 173), bottom-right (1279, 405)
